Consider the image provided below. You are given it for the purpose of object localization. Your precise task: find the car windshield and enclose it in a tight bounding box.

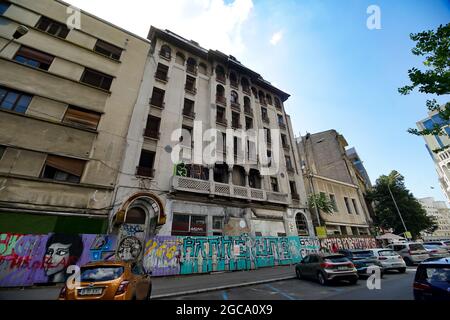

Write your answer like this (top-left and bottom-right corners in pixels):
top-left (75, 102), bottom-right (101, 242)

top-left (80, 266), bottom-right (124, 282)
top-left (378, 250), bottom-right (397, 257)
top-left (324, 256), bottom-right (349, 263)
top-left (424, 267), bottom-right (450, 282)
top-left (409, 244), bottom-right (425, 251)
top-left (424, 244), bottom-right (440, 249)
top-left (352, 251), bottom-right (374, 258)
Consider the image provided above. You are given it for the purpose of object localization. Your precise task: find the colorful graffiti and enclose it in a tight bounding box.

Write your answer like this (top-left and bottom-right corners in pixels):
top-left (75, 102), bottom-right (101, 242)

top-left (319, 236), bottom-right (377, 252)
top-left (2, 232), bottom-right (377, 287)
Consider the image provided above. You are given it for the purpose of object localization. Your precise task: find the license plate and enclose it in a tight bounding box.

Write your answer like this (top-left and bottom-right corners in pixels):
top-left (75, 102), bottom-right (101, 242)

top-left (337, 266), bottom-right (348, 270)
top-left (79, 287), bottom-right (103, 296)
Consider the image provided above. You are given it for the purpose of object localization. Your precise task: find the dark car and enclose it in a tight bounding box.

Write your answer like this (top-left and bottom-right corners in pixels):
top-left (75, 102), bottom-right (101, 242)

top-left (413, 257), bottom-right (450, 301)
top-left (295, 253), bottom-right (358, 286)
top-left (338, 249), bottom-right (384, 278)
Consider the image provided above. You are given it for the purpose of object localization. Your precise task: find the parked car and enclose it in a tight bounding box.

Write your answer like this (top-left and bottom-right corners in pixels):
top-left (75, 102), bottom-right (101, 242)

top-left (413, 257), bottom-right (450, 301)
top-left (367, 248), bottom-right (406, 273)
top-left (423, 244), bottom-right (450, 258)
top-left (337, 249), bottom-right (384, 277)
top-left (387, 242), bottom-right (430, 266)
top-left (423, 241), bottom-right (450, 253)
top-left (295, 253), bottom-right (358, 286)
top-left (59, 261), bottom-right (152, 300)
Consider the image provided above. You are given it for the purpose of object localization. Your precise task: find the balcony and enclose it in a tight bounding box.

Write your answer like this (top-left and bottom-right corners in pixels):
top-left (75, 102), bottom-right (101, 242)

top-left (279, 122), bottom-right (286, 130)
top-left (231, 102), bottom-right (241, 112)
top-left (216, 117), bottom-right (227, 126)
top-left (216, 74), bottom-right (226, 84)
top-left (230, 81), bottom-right (239, 89)
top-left (185, 86), bottom-right (197, 95)
top-left (154, 72), bottom-right (168, 83)
top-left (282, 144), bottom-right (290, 151)
top-left (231, 122), bottom-right (242, 129)
top-left (260, 99), bottom-right (267, 106)
top-left (186, 65), bottom-right (197, 76)
top-left (244, 106), bottom-right (253, 116)
top-left (243, 87), bottom-right (251, 96)
top-left (143, 128), bottom-right (160, 139)
top-left (159, 51), bottom-right (171, 61)
top-left (171, 175), bottom-right (288, 204)
top-left (136, 167), bottom-right (155, 178)
top-left (183, 110), bottom-right (196, 119)
top-left (150, 99), bottom-right (165, 109)
top-left (216, 96), bottom-right (227, 106)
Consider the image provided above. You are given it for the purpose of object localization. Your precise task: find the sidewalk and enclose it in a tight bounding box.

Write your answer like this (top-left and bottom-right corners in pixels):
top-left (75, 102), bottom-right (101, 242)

top-left (151, 265), bottom-right (296, 299)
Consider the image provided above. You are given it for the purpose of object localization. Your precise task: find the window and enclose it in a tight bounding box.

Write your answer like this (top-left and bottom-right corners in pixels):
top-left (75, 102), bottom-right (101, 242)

top-left (266, 94), bottom-right (273, 105)
top-left (213, 216), bottom-right (224, 231)
top-left (351, 198), bottom-right (360, 215)
top-left (0, 86), bottom-right (32, 113)
top-left (241, 77), bottom-right (250, 94)
top-left (245, 117), bottom-right (253, 130)
top-left (216, 84), bottom-right (226, 105)
top-left (36, 16), bottom-right (70, 39)
top-left (344, 197), bottom-right (352, 214)
top-left (185, 75), bottom-right (196, 93)
top-left (14, 46), bottom-right (54, 71)
top-left (186, 57), bottom-right (197, 75)
top-left (150, 87), bottom-right (165, 108)
top-left (278, 114), bottom-right (286, 128)
top-left (265, 128), bottom-right (271, 144)
top-left (183, 99), bottom-right (195, 118)
top-left (137, 150), bottom-right (155, 177)
top-left (281, 134), bottom-right (289, 148)
top-left (290, 181), bottom-right (299, 200)
top-left (232, 112), bottom-right (240, 129)
top-left (230, 91), bottom-right (239, 105)
top-left (0, 2), bottom-right (10, 15)
top-left (258, 91), bottom-right (266, 105)
top-left (198, 63), bottom-right (207, 75)
top-left (181, 125), bottom-right (193, 149)
top-left (216, 106), bottom-right (226, 124)
top-left (81, 68), bottom-right (113, 90)
top-left (171, 214), bottom-right (206, 236)
top-left (296, 213), bottom-right (309, 236)
top-left (155, 63), bottom-right (169, 82)
top-left (175, 52), bottom-right (185, 65)
top-left (274, 97), bottom-right (282, 109)
top-left (285, 156), bottom-right (293, 171)
top-left (41, 155), bottom-right (86, 183)
top-left (271, 177), bottom-right (279, 192)
top-left (267, 150), bottom-right (272, 166)
top-left (329, 194), bottom-right (338, 212)
top-left (62, 106), bottom-right (101, 130)
top-left (144, 116), bottom-right (160, 139)
top-left (159, 45), bottom-right (171, 60)
top-left (215, 65), bottom-right (226, 83)
top-left (94, 40), bottom-right (122, 60)
top-left (230, 72), bottom-right (238, 88)
top-left (261, 107), bottom-right (269, 123)
top-left (255, 232), bottom-right (262, 237)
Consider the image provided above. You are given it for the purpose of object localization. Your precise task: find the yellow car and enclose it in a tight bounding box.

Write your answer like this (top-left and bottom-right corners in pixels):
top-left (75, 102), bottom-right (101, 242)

top-left (59, 261), bottom-right (152, 300)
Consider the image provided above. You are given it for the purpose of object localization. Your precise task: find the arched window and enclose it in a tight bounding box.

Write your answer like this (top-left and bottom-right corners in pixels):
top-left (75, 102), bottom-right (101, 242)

top-left (249, 169), bottom-right (262, 189)
top-left (215, 65), bottom-right (226, 82)
top-left (251, 87), bottom-right (258, 98)
top-left (296, 212), bottom-right (309, 236)
top-left (274, 97), bottom-right (282, 109)
top-left (125, 207), bottom-right (146, 224)
top-left (175, 52), bottom-right (185, 65)
top-left (232, 165), bottom-right (246, 186)
top-left (244, 96), bottom-right (251, 108)
top-left (230, 72), bottom-right (238, 88)
top-left (160, 45), bottom-right (171, 60)
top-left (259, 91), bottom-right (266, 105)
top-left (216, 84), bottom-right (225, 105)
top-left (198, 63), bottom-right (207, 75)
top-left (241, 77), bottom-right (250, 94)
top-left (230, 90), bottom-right (239, 104)
top-left (266, 94), bottom-right (273, 105)
top-left (187, 57), bottom-right (197, 75)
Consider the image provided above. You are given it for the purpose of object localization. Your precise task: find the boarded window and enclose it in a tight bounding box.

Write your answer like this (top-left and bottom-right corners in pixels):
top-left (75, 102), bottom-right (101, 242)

top-left (41, 155), bottom-right (86, 183)
top-left (63, 106), bottom-right (101, 130)
top-left (94, 40), bottom-right (122, 60)
top-left (14, 46), bottom-right (54, 70)
top-left (36, 16), bottom-right (70, 39)
top-left (81, 68), bottom-right (113, 90)
top-left (0, 86), bottom-right (32, 113)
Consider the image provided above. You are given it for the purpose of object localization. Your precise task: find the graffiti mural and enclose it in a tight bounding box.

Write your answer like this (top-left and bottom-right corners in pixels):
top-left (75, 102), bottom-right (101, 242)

top-left (143, 237), bottom-right (182, 276)
top-left (116, 224), bottom-right (145, 262)
top-left (319, 236), bottom-right (377, 252)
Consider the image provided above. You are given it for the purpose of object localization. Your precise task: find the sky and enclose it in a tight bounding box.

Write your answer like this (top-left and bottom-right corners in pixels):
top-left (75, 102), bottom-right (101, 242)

top-left (66, 0), bottom-right (450, 202)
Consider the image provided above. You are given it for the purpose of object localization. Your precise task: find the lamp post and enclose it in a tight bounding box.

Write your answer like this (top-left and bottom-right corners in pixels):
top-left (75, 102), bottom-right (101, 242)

top-left (387, 173), bottom-right (408, 236)
top-left (0, 25), bottom-right (29, 54)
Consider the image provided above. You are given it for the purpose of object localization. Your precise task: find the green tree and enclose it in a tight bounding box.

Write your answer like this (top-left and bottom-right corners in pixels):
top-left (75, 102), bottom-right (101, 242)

top-left (399, 23), bottom-right (450, 152)
top-left (367, 171), bottom-right (437, 239)
top-left (308, 193), bottom-right (334, 215)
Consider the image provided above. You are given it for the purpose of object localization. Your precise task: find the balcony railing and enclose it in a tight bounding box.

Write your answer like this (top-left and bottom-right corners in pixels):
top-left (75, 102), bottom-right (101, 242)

top-left (185, 86), bottom-right (197, 95)
top-left (172, 175), bottom-right (288, 204)
top-left (216, 117), bottom-right (227, 126)
top-left (243, 87), bottom-right (251, 95)
top-left (244, 106), bottom-right (253, 116)
top-left (159, 51), bottom-right (171, 61)
top-left (136, 167), bottom-right (155, 178)
top-left (231, 102), bottom-right (241, 111)
top-left (183, 110), bottom-right (196, 119)
top-left (216, 74), bottom-right (226, 84)
top-left (231, 122), bottom-right (242, 129)
top-left (155, 72), bottom-right (168, 82)
top-left (279, 122), bottom-right (286, 129)
top-left (143, 128), bottom-right (160, 139)
top-left (150, 99), bottom-right (164, 109)
top-left (230, 81), bottom-right (239, 89)
top-left (216, 96), bottom-right (227, 106)
top-left (186, 65), bottom-right (197, 75)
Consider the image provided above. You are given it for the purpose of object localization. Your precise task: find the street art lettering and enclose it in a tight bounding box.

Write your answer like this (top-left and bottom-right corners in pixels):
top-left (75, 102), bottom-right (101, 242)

top-left (143, 237), bottom-right (182, 276)
top-left (319, 236), bottom-right (377, 252)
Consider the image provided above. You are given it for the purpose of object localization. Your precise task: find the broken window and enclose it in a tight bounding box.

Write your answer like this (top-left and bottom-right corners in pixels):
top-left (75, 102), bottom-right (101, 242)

top-left (41, 155), bottom-right (86, 183)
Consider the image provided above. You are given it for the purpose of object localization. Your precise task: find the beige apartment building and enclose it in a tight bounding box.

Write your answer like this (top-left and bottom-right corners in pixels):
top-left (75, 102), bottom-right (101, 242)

top-left (110, 26), bottom-right (315, 239)
top-left (297, 130), bottom-right (373, 236)
top-left (0, 0), bottom-right (150, 234)
top-left (419, 197), bottom-right (450, 239)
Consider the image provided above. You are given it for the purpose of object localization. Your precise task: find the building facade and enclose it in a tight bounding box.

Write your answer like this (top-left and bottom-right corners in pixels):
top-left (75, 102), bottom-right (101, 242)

top-left (110, 26), bottom-right (315, 241)
top-left (297, 130), bottom-right (373, 236)
top-left (0, 0), bottom-right (150, 234)
top-left (419, 197), bottom-right (450, 239)
top-left (417, 109), bottom-right (450, 204)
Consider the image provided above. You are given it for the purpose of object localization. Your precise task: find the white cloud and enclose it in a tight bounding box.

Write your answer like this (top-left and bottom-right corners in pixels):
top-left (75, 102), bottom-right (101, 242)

top-left (269, 30), bottom-right (283, 45)
top-left (66, 0), bottom-right (254, 55)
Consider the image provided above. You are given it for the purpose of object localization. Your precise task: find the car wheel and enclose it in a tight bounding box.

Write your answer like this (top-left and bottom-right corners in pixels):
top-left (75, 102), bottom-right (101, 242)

top-left (398, 267), bottom-right (406, 273)
top-left (296, 269), bottom-right (303, 279)
top-left (317, 272), bottom-right (328, 286)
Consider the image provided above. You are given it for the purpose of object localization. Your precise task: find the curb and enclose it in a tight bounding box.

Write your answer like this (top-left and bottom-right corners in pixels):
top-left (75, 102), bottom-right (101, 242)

top-left (151, 275), bottom-right (296, 299)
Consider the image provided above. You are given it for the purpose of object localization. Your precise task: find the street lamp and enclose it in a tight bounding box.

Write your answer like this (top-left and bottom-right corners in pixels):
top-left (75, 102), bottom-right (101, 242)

top-left (0, 25), bottom-right (29, 54)
top-left (387, 172), bottom-right (409, 236)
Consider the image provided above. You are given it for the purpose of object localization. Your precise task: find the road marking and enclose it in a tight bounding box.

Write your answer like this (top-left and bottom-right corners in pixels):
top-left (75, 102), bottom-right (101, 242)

top-left (263, 284), bottom-right (297, 300)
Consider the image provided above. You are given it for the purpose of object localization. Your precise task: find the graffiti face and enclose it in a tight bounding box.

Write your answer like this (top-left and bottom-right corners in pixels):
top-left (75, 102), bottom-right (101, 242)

top-left (44, 243), bottom-right (71, 277)
top-left (117, 237), bottom-right (142, 261)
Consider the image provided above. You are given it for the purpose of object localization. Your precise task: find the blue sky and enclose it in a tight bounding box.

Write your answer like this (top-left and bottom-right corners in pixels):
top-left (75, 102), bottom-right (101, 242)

top-left (68, 0), bottom-right (450, 201)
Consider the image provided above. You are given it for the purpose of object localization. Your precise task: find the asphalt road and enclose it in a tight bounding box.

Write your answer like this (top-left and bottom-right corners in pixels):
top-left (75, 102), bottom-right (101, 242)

top-left (0, 268), bottom-right (416, 300)
top-left (169, 268), bottom-right (417, 300)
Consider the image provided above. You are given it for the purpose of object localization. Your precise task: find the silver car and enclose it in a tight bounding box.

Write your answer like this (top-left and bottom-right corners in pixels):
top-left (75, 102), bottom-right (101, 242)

top-left (423, 244), bottom-right (450, 258)
top-left (387, 242), bottom-right (430, 266)
top-left (368, 248), bottom-right (406, 273)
